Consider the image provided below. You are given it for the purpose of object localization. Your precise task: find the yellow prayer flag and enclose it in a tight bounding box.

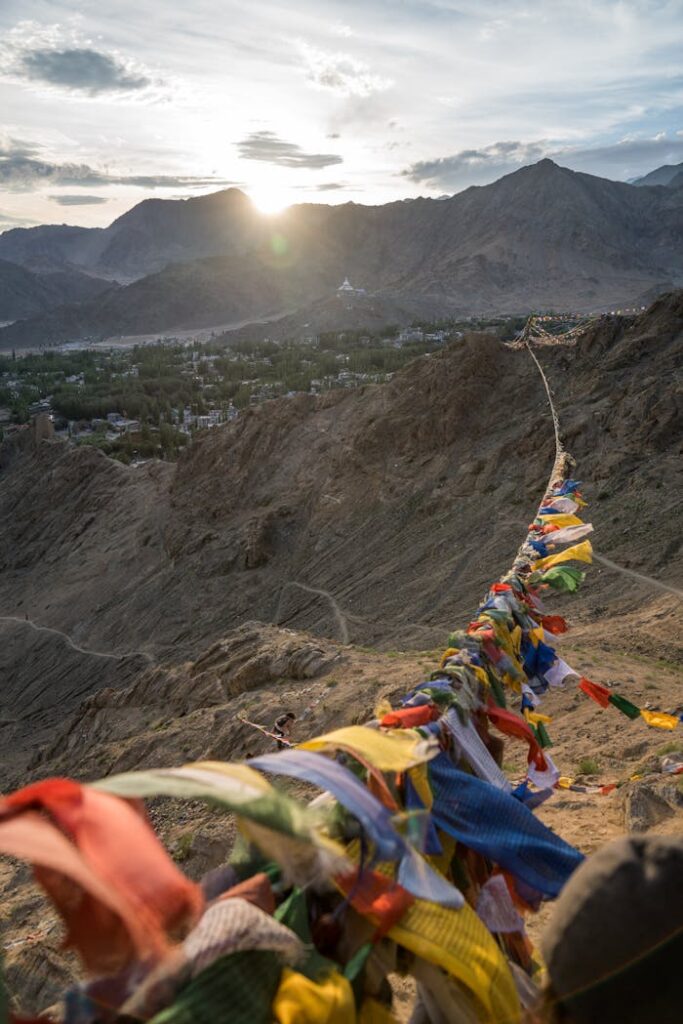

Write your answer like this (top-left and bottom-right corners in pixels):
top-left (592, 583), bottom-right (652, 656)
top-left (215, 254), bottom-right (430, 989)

top-left (299, 725), bottom-right (438, 771)
top-left (528, 627), bottom-right (545, 647)
top-left (533, 540), bottom-right (593, 571)
top-left (389, 898), bottom-right (521, 1023)
top-left (525, 710), bottom-right (552, 725)
top-left (273, 968), bottom-right (355, 1024)
top-left (536, 513), bottom-right (584, 528)
top-left (640, 709), bottom-right (680, 731)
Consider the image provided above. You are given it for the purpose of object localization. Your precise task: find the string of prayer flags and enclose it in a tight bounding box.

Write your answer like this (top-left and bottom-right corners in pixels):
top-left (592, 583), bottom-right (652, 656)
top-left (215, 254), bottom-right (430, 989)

top-left (578, 679), bottom-right (680, 729)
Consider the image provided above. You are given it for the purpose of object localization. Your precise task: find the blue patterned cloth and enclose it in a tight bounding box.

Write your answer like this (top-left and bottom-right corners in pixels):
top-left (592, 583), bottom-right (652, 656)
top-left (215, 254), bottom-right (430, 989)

top-left (428, 752), bottom-right (583, 897)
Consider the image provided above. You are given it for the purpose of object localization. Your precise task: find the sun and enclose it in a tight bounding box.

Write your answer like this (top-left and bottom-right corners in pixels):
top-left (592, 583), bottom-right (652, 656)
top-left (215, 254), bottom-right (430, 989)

top-left (249, 186), bottom-right (293, 215)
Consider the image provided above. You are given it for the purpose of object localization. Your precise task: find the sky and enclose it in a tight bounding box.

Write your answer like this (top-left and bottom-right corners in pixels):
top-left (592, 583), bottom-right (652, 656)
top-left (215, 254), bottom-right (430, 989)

top-left (1, 0), bottom-right (683, 230)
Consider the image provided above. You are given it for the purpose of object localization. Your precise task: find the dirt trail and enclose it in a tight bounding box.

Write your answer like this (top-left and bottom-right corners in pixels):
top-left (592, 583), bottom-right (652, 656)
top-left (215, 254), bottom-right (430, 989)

top-left (275, 581), bottom-right (350, 644)
top-left (0, 616), bottom-right (154, 663)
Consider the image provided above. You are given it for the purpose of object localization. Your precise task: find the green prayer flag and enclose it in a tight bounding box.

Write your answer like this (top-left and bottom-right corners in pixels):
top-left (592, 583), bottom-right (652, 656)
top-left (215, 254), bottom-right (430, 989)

top-left (535, 722), bottom-right (553, 748)
top-left (608, 693), bottom-right (642, 720)
top-left (487, 671), bottom-right (507, 709)
top-left (535, 566), bottom-right (585, 592)
top-left (149, 950), bottom-right (281, 1024)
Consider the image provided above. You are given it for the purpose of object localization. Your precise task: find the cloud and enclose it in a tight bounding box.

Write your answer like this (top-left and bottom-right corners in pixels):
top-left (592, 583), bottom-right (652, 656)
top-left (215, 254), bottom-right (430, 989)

top-left (0, 138), bottom-right (236, 193)
top-left (403, 134), bottom-right (683, 191)
top-left (17, 48), bottom-right (150, 96)
top-left (315, 182), bottom-right (345, 191)
top-left (237, 131), bottom-right (342, 169)
top-left (0, 22), bottom-right (162, 99)
top-left (300, 43), bottom-right (392, 98)
top-left (49, 194), bottom-right (109, 206)
top-left (403, 140), bottom-right (550, 190)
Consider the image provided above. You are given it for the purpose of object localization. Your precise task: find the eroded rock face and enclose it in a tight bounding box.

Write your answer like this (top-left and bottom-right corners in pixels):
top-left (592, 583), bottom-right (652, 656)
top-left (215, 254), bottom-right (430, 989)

top-left (621, 778), bottom-right (683, 832)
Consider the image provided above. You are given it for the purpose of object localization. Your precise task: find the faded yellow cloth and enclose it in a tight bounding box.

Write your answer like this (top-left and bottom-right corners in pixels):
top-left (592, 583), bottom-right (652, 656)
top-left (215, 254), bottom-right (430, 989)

top-left (471, 665), bottom-right (490, 690)
top-left (299, 726), bottom-right (437, 771)
top-left (640, 709), bottom-right (680, 731)
top-left (388, 897), bottom-right (521, 1023)
top-left (441, 646), bottom-right (460, 666)
top-left (358, 997), bottom-right (398, 1023)
top-left (273, 968), bottom-right (355, 1024)
top-left (528, 626), bottom-right (544, 647)
top-left (536, 513), bottom-right (584, 528)
top-left (524, 710), bottom-right (552, 726)
top-left (533, 540), bottom-right (593, 571)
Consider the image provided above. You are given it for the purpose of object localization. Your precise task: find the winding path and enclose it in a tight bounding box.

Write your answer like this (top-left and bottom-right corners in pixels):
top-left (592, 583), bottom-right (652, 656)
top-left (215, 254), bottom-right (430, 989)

top-left (0, 615), bottom-right (155, 663)
top-left (274, 581), bottom-right (350, 644)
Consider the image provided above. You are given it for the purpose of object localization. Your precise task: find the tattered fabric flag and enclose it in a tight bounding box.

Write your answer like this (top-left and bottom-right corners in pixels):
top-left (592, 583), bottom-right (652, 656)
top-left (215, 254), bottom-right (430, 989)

top-left (96, 763), bottom-right (349, 888)
top-left (535, 513), bottom-right (584, 529)
top-left (538, 498), bottom-right (579, 514)
top-left (538, 566), bottom-right (586, 592)
top-left (545, 657), bottom-right (580, 688)
top-left (538, 615), bottom-right (568, 635)
top-left (298, 726), bottom-right (438, 772)
top-left (272, 967), bottom-right (355, 1024)
top-left (0, 779), bottom-right (203, 974)
top-left (607, 694), bottom-right (642, 720)
top-left (640, 709), bottom-right (680, 730)
top-left (380, 705), bottom-right (440, 729)
top-left (543, 523), bottom-right (594, 546)
top-left (485, 705), bottom-right (547, 771)
top-left (578, 678), bottom-right (611, 709)
top-left (149, 949), bottom-right (281, 1024)
top-left (337, 868), bottom-right (521, 1024)
top-left (249, 750), bottom-right (464, 909)
top-left (427, 752), bottom-right (583, 898)
top-left (550, 479), bottom-right (582, 496)
top-left (532, 540), bottom-right (593, 572)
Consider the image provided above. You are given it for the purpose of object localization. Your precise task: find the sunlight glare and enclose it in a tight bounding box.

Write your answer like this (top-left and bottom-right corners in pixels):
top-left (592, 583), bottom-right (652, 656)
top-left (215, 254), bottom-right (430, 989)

top-left (249, 186), bottom-right (293, 215)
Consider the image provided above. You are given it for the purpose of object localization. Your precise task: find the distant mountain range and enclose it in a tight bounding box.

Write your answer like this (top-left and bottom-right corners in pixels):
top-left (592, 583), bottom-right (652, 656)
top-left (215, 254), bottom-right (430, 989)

top-left (632, 161), bottom-right (683, 188)
top-left (1, 158), bottom-right (683, 348)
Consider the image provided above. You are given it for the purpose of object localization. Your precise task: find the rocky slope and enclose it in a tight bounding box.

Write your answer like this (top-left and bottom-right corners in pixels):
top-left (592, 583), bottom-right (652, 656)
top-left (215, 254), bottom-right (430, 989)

top-left (0, 291), bottom-right (681, 779)
top-left (0, 259), bottom-right (112, 322)
top-left (3, 160), bottom-right (683, 347)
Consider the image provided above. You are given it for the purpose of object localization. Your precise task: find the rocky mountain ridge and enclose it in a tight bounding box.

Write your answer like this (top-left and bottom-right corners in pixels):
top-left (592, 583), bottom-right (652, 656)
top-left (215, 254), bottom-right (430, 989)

top-left (2, 160), bottom-right (683, 346)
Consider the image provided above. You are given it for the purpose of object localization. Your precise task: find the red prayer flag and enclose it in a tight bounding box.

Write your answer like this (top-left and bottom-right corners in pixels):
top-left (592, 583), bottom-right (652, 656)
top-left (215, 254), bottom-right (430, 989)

top-left (539, 615), bottom-right (568, 635)
top-left (380, 705), bottom-right (440, 729)
top-left (578, 677), bottom-right (611, 709)
top-left (485, 703), bottom-right (548, 771)
top-left (0, 778), bottom-right (203, 973)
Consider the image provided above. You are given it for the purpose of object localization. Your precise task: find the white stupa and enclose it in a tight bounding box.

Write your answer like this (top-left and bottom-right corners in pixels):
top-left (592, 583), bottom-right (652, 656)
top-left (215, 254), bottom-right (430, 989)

top-left (337, 277), bottom-right (354, 292)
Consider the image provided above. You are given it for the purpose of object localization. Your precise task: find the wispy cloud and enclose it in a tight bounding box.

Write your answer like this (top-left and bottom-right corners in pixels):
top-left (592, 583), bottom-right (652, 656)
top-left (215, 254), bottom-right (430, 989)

top-left (299, 43), bottom-right (392, 98)
top-left (404, 140), bottom-right (550, 190)
top-left (0, 137), bottom-right (235, 192)
top-left (49, 194), bottom-right (109, 205)
top-left (403, 134), bottom-right (683, 191)
top-left (0, 21), bottom-right (163, 99)
top-left (237, 130), bottom-right (342, 169)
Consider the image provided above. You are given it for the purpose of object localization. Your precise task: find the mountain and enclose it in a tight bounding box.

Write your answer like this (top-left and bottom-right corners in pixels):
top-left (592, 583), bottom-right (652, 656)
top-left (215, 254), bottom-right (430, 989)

top-left (0, 259), bottom-right (112, 322)
top-left (0, 189), bottom-right (268, 282)
top-left (632, 162), bottom-right (683, 187)
top-left (2, 160), bottom-right (683, 347)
